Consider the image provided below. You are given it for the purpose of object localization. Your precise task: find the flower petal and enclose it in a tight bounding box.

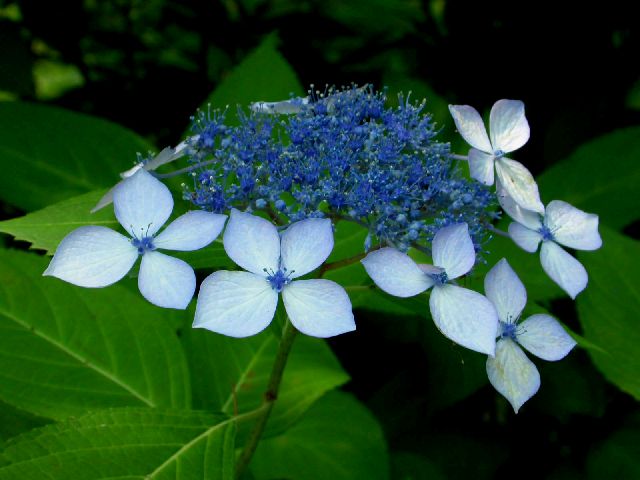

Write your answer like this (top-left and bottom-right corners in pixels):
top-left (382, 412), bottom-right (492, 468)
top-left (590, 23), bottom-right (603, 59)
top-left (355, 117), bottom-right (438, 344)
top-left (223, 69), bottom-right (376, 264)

top-left (44, 226), bottom-right (137, 287)
top-left (496, 179), bottom-right (542, 230)
top-left (281, 218), bottom-right (334, 278)
top-left (361, 248), bottom-right (434, 298)
top-left (113, 169), bottom-right (174, 237)
top-left (448, 105), bottom-right (492, 153)
top-left (508, 222), bottom-right (542, 253)
top-left (540, 241), bottom-right (588, 299)
top-left (91, 185), bottom-right (118, 213)
top-left (486, 339), bottom-right (540, 414)
top-left (223, 209), bottom-right (280, 276)
top-left (495, 157), bottom-right (544, 214)
top-left (193, 271), bottom-right (278, 337)
top-left (144, 146), bottom-right (185, 171)
top-left (154, 211), bottom-right (227, 251)
top-left (489, 99), bottom-right (530, 153)
top-left (429, 285), bottom-right (499, 356)
top-left (468, 148), bottom-right (495, 185)
top-left (282, 279), bottom-right (355, 338)
top-left (432, 223), bottom-right (475, 279)
top-left (138, 251), bottom-right (195, 309)
top-left (484, 259), bottom-right (527, 323)
top-left (518, 314), bottom-right (577, 361)
top-left (544, 200), bottom-right (602, 251)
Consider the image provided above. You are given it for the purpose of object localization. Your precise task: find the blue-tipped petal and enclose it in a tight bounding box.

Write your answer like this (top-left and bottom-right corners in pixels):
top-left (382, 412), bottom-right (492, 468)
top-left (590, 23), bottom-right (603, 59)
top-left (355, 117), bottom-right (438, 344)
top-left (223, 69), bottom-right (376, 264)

top-left (431, 223), bottom-right (475, 279)
top-left (280, 218), bottom-right (334, 278)
top-left (484, 259), bottom-right (527, 323)
top-left (113, 169), bottom-right (174, 237)
top-left (223, 209), bottom-right (280, 276)
top-left (429, 284), bottom-right (499, 356)
top-left (540, 241), bottom-right (588, 299)
top-left (518, 314), bottom-right (577, 361)
top-left (193, 270), bottom-right (278, 337)
top-left (154, 211), bottom-right (227, 251)
top-left (44, 226), bottom-right (137, 288)
top-left (138, 251), bottom-right (195, 309)
top-left (486, 338), bottom-right (540, 414)
top-left (282, 279), bottom-right (355, 338)
top-left (361, 248), bottom-right (434, 298)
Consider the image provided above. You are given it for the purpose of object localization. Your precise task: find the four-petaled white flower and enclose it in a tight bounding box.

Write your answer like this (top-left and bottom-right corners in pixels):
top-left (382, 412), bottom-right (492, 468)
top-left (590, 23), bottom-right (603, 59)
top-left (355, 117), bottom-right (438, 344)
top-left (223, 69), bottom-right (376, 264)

top-left (193, 209), bottom-right (356, 338)
top-left (361, 223), bottom-right (498, 355)
top-left (91, 139), bottom-right (192, 213)
top-left (449, 99), bottom-right (544, 214)
top-left (44, 168), bottom-right (227, 309)
top-left (485, 259), bottom-right (576, 413)
top-left (500, 192), bottom-right (602, 299)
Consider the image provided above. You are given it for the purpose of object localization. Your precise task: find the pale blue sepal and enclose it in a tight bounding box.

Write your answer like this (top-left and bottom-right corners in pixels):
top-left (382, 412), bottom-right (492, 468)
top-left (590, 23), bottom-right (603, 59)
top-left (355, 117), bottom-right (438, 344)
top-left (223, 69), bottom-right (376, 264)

top-left (540, 241), bottom-right (588, 299)
top-left (431, 223), bottom-right (475, 279)
top-left (282, 279), bottom-right (355, 338)
top-left (361, 248), bottom-right (434, 298)
top-left (113, 169), bottom-right (174, 237)
top-left (44, 226), bottom-right (137, 288)
top-left (280, 218), bottom-right (334, 278)
top-left (154, 211), bottom-right (227, 251)
top-left (193, 271), bottom-right (278, 337)
top-left (484, 259), bottom-right (527, 323)
top-left (486, 338), bottom-right (540, 414)
top-left (223, 209), bottom-right (280, 276)
top-left (138, 251), bottom-right (195, 309)
top-left (429, 284), bottom-right (499, 356)
top-left (518, 314), bottom-right (577, 361)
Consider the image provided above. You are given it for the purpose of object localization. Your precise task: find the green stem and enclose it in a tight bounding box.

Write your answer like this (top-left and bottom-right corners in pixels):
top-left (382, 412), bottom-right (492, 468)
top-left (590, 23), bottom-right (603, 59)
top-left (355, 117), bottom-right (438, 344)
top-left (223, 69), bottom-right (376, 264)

top-left (318, 251), bottom-right (368, 277)
top-left (234, 318), bottom-right (298, 479)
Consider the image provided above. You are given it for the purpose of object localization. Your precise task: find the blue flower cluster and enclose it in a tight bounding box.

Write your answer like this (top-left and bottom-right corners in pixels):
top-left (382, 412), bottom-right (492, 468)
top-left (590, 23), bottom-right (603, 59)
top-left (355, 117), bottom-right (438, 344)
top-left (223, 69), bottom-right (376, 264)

top-left (183, 86), bottom-right (496, 253)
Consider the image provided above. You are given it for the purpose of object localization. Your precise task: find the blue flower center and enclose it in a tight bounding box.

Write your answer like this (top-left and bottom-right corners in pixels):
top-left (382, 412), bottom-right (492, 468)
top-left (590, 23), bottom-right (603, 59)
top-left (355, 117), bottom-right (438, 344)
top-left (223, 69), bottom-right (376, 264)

top-left (538, 225), bottom-right (555, 242)
top-left (493, 149), bottom-right (505, 158)
top-left (266, 268), bottom-right (294, 293)
top-left (500, 321), bottom-right (518, 340)
top-left (132, 236), bottom-right (156, 255)
top-left (429, 271), bottom-right (449, 286)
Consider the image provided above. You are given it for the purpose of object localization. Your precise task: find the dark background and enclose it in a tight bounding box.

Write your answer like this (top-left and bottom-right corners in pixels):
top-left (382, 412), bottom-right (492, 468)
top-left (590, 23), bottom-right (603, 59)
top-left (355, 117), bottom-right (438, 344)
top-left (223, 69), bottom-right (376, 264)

top-left (1, 0), bottom-right (638, 478)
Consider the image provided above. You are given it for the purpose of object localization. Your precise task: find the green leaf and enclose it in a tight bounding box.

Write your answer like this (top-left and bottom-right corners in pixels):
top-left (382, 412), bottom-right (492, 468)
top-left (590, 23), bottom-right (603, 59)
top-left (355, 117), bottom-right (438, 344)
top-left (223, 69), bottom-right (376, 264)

top-left (197, 34), bottom-right (304, 125)
top-left (576, 227), bottom-right (640, 400)
top-left (538, 126), bottom-right (640, 230)
top-left (0, 250), bottom-right (190, 419)
top-left (182, 325), bottom-right (349, 437)
top-left (587, 427), bottom-right (640, 479)
top-left (0, 408), bottom-right (236, 480)
top-left (250, 391), bottom-right (389, 480)
top-left (0, 400), bottom-right (49, 443)
top-left (0, 190), bottom-right (117, 254)
top-left (391, 451), bottom-right (446, 480)
top-left (0, 102), bottom-right (152, 211)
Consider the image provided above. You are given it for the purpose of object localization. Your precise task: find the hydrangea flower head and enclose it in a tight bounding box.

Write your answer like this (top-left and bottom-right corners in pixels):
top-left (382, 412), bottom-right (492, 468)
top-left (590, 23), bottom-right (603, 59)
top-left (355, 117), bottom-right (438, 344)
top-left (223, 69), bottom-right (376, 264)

top-left (45, 169), bottom-right (227, 309)
top-left (193, 209), bottom-right (355, 338)
top-left (501, 194), bottom-right (602, 299)
top-left (484, 259), bottom-right (576, 412)
top-left (361, 223), bottom-right (498, 355)
top-left (449, 99), bottom-right (544, 214)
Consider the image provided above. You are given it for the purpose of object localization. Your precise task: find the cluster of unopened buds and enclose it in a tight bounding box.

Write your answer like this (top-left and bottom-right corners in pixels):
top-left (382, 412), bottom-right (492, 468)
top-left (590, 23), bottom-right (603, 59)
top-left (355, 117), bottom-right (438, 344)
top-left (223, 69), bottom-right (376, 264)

top-left (44, 87), bottom-right (601, 413)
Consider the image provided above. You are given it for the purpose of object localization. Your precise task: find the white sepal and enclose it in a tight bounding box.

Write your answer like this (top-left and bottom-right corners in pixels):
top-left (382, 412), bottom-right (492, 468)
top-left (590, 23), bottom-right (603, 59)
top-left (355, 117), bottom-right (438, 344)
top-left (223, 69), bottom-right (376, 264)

top-left (193, 271), bottom-right (278, 337)
top-left (44, 226), bottom-right (138, 288)
top-left (138, 251), bottom-right (195, 309)
top-left (361, 248), bottom-right (434, 298)
top-left (508, 222), bottom-right (542, 253)
top-left (518, 314), bottom-right (577, 361)
top-left (540, 241), bottom-right (588, 299)
top-left (468, 148), bottom-right (495, 185)
top-left (283, 279), bottom-right (356, 338)
top-left (484, 259), bottom-right (527, 324)
top-left (489, 100), bottom-right (530, 153)
top-left (495, 157), bottom-right (544, 214)
top-left (544, 200), bottom-right (602, 251)
top-left (223, 209), bottom-right (280, 276)
top-left (497, 180), bottom-right (542, 230)
top-left (448, 104), bottom-right (492, 153)
top-left (431, 223), bottom-right (476, 279)
top-left (280, 218), bottom-right (334, 278)
top-left (486, 338), bottom-right (540, 414)
top-left (154, 211), bottom-right (227, 251)
top-left (113, 169), bottom-right (174, 237)
top-left (429, 284), bottom-right (499, 356)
